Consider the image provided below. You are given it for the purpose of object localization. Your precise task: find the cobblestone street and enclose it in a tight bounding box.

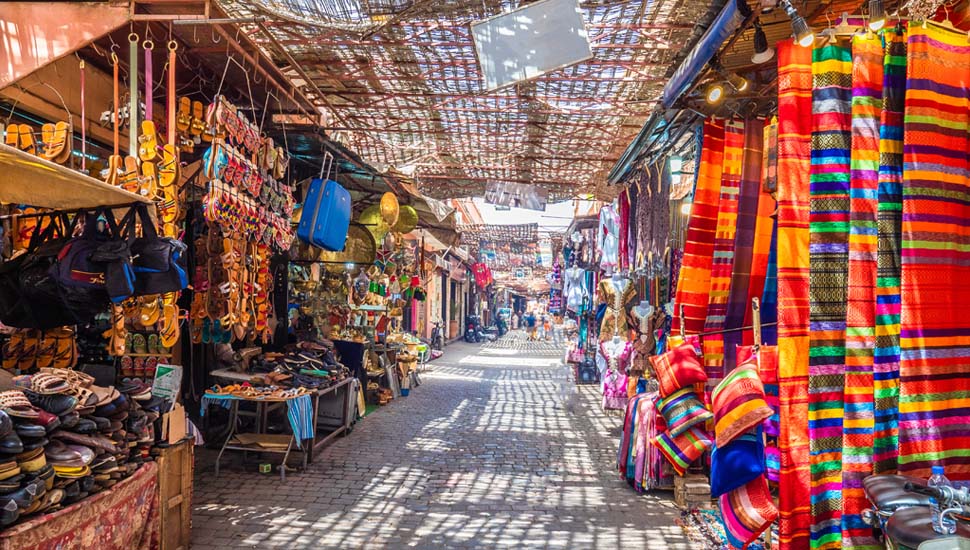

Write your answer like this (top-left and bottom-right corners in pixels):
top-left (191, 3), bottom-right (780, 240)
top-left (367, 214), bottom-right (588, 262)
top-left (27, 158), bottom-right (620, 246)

top-left (192, 339), bottom-right (687, 549)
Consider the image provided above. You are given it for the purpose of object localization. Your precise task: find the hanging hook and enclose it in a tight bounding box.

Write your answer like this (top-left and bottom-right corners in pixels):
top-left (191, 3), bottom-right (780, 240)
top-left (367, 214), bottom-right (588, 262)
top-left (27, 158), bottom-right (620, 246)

top-left (212, 26), bottom-right (222, 44)
top-left (193, 26), bottom-right (198, 43)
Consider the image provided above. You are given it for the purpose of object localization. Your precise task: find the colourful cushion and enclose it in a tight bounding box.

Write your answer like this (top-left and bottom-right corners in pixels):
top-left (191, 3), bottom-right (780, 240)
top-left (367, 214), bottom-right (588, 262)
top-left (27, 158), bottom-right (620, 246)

top-left (657, 387), bottom-right (712, 437)
top-left (711, 362), bottom-right (774, 447)
top-left (653, 426), bottom-right (712, 476)
top-left (710, 427), bottom-right (765, 497)
top-left (650, 343), bottom-right (707, 397)
top-left (719, 475), bottom-right (778, 548)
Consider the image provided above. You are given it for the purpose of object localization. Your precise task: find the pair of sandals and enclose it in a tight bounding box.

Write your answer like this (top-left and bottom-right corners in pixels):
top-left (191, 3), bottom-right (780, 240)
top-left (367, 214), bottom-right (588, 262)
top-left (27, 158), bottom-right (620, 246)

top-left (5, 124), bottom-right (68, 162)
top-left (175, 97), bottom-right (206, 151)
top-left (2, 329), bottom-right (77, 372)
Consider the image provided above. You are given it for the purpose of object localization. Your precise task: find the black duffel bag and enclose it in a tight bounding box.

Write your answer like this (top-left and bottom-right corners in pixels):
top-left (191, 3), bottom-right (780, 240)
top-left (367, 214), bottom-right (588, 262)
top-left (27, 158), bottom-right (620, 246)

top-left (0, 213), bottom-right (73, 328)
top-left (19, 214), bottom-right (86, 329)
top-left (123, 203), bottom-right (188, 296)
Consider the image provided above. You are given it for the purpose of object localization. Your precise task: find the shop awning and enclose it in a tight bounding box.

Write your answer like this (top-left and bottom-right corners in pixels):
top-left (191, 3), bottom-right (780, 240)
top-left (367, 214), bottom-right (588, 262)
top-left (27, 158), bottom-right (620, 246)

top-left (0, 143), bottom-right (151, 210)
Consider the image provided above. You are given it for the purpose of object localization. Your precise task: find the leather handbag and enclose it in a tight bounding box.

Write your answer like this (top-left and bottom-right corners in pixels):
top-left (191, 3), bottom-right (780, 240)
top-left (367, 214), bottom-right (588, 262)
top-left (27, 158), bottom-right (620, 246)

top-left (297, 178), bottom-right (351, 252)
top-left (123, 203), bottom-right (188, 296)
top-left (0, 213), bottom-right (72, 328)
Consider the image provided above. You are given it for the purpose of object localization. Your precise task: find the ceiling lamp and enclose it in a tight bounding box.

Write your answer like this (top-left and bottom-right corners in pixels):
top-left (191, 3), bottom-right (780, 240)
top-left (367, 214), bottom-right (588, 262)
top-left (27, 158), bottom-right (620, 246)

top-left (780, 0), bottom-right (815, 47)
top-left (727, 72), bottom-right (750, 92)
top-left (751, 21), bottom-right (776, 64)
top-left (706, 83), bottom-right (726, 105)
top-left (868, 0), bottom-right (887, 31)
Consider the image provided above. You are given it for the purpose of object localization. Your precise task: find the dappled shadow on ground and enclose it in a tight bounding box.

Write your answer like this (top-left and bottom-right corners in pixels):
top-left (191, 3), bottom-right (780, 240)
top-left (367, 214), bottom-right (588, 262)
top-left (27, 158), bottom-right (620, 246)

top-left (191, 343), bottom-right (687, 549)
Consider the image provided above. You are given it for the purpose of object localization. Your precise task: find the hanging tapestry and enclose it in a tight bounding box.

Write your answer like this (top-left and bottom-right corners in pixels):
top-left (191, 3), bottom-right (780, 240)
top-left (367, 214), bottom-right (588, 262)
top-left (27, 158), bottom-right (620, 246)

top-left (776, 39), bottom-right (813, 550)
top-left (655, 161), bottom-right (672, 279)
top-left (898, 23), bottom-right (970, 480)
top-left (744, 120), bottom-right (778, 346)
top-left (724, 119), bottom-right (765, 369)
top-left (842, 33), bottom-right (883, 550)
top-left (762, 117), bottom-right (779, 193)
top-left (808, 40), bottom-right (852, 550)
top-left (760, 220), bottom-right (779, 346)
top-left (703, 120), bottom-right (745, 389)
top-left (873, 27), bottom-right (906, 476)
top-left (619, 189), bottom-right (630, 272)
top-left (673, 120), bottom-right (724, 335)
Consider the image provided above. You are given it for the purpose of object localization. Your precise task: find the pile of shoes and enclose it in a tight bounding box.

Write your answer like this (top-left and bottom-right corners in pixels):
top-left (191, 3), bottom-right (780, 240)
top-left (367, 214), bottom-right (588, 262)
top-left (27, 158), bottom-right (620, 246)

top-left (0, 369), bottom-right (167, 527)
top-left (250, 348), bottom-right (349, 391)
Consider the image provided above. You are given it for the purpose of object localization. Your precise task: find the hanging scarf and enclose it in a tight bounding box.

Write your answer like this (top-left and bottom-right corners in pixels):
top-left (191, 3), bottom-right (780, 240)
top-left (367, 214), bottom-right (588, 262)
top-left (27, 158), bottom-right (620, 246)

top-left (673, 120), bottom-right (724, 334)
top-left (760, 220), bottom-right (779, 346)
top-left (808, 41), bottom-right (852, 550)
top-left (898, 23), bottom-right (970, 480)
top-left (873, 27), bottom-right (906, 476)
top-left (702, 120), bottom-right (744, 388)
top-left (776, 39), bottom-right (813, 550)
top-left (841, 33), bottom-right (883, 550)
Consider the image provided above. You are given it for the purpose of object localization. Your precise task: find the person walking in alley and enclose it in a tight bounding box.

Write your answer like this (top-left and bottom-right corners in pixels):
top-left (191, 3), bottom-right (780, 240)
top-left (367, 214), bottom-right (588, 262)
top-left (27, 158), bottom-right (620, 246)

top-left (525, 311), bottom-right (537, 341)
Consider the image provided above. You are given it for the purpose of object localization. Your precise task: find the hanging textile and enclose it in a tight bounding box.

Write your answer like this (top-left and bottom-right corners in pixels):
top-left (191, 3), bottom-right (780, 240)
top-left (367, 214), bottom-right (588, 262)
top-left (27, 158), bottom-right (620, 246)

top-left (898, 23), bottom-right (970, 480)
top-left (628, 181), bottom-right (640, 270)
top-left (776, 39), bottom-right (813, 550)
top-left (743, 181), bottom-right (777, 346)
top-left (618, 190), bottom-right (631, 271)
top-left (724, 119), bottom-right (765, 369)
top-left (808, 41), bottom-right (852, 550)
top-left (654, 161), bottom-right (672, 279)
top-left (702, 120), bottom-right (744, 388)
top-left (841, 33), bottom-right (883, 550)
top-left (873, 27), bottom-right (906, 476)
top-left (673, 120), bottom-right (724, 334)
top-left (763, 117), bottom-right (779, 193)
top-left (760, 220), bottom-right (779, 346)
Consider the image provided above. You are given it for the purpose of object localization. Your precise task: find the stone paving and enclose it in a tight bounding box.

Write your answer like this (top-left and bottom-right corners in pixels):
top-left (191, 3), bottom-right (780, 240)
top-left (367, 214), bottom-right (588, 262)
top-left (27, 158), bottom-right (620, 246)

top-left (191, 339), bottom-right (688, 549)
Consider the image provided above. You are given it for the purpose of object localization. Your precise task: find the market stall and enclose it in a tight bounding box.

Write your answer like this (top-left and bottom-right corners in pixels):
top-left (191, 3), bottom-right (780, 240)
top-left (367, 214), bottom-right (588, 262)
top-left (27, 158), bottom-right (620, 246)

top-left (603, 3), bottom-right (970, 549)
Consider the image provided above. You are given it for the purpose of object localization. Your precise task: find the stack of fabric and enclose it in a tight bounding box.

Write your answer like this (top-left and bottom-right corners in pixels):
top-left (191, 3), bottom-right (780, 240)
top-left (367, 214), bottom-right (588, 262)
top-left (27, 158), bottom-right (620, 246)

top-left (648, 343), bottom-right (712, 476)
top-left (0, 368), bottom-right (166, 527)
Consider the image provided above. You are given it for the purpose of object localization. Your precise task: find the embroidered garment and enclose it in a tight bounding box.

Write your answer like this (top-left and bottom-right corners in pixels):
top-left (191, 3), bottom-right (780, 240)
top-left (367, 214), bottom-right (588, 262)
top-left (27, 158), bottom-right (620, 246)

top-left (598, 202), bottom-right (620, 270)
top-left (563, 266), bottom-right (587, 313)
top-left (597, 277), bottom-right (636, 338)
top-left (599, 340), bottom-right (632, 410)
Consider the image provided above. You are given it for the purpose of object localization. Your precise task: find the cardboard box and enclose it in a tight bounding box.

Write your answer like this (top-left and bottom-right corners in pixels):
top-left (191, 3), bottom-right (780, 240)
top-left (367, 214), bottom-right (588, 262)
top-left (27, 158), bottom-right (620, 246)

top-left (161, 402), bottom-right (186, 444)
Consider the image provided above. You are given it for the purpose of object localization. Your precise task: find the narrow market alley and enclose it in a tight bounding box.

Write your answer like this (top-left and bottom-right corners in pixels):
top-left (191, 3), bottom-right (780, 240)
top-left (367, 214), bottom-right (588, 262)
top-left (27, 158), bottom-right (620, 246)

top-left (192, 337), bottom-right (688, 549)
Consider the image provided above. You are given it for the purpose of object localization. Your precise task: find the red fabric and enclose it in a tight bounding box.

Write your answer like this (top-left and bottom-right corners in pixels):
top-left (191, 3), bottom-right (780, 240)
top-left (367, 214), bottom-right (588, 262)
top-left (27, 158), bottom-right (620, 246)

top-left (0, 462), bottom-right (159, 550)
top-left (618, 188), bottom-right (630, 271)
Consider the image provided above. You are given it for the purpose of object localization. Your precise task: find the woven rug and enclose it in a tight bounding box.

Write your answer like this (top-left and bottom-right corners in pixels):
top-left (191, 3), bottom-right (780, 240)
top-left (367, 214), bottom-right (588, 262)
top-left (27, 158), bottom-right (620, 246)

top-left (776, 39), bottom-right (813, 550)
top-left (899, 23), bottom-right (970, 480)
top-left (702, 120), bottom-right (744, 388)
top-left (724, 119), bottom-right (765, 367)
top-left (674, 119), bottom-right (724, 335)
top-left (873, 27), bottom-right (906, 476)
top-left (841, 33), bottom-right (884, 550)
top-left (808, 41), bottom-right (852, 550)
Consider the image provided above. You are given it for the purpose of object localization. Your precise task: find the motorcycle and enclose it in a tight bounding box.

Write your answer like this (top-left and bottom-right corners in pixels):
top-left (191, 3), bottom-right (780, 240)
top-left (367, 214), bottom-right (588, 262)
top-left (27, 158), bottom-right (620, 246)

top-left (862, 474), bottom-right (970, 549)
top-left (430, 320), bottom-right (444, 351)
top-left (464, 314), bottom-right (485, 343)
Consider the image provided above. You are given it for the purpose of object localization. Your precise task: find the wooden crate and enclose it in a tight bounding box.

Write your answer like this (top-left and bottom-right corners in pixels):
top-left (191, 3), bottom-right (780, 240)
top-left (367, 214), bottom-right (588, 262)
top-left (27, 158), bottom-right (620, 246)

top-left (674, 474), bottom-right (712, 508)
top-left (156, 440), bottom-right (194, 550)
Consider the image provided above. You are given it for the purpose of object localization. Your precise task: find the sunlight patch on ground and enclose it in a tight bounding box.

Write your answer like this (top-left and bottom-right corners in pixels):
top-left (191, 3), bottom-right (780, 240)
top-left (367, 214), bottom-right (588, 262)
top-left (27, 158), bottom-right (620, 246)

top-left (458, 355), bottom-right (560, 367)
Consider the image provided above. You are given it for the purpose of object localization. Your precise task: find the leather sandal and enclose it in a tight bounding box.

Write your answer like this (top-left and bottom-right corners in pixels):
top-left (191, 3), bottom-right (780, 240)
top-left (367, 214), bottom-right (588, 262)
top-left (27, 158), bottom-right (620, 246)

top-left (190, 100), bottom-right (205, 137)
top-left (4, 125), bottom-right (18, 149)
top-left (137, 120), bottom-right (157, 161)
top-left (18, 124), bottom-right (35, 156)
top-left (104, 154), bottom-right (122, 186)
top-left (176, 97), bottom-right (191, 134)
top-left (158, 144), bottom-right (179, 188)
top-left (139, 161), bottom-right (158, 199)
top-left (120, 156), bottom-right (140, 193)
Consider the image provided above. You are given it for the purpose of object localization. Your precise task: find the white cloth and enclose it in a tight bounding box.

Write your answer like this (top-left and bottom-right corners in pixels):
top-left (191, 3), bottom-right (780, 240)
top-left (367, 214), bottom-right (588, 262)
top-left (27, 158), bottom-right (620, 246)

top-left (598, 203), bottom-right (619, 270)
top-left (563, 266), bottom-right (587, 313)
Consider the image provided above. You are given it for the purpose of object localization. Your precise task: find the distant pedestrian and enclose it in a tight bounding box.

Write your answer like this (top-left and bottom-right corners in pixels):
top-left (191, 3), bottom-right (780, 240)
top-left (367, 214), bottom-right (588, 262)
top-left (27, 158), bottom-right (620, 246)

top-left (525, 312), bottom-right (537, 341)
top-left (511, 312), bottom-right (519, 332)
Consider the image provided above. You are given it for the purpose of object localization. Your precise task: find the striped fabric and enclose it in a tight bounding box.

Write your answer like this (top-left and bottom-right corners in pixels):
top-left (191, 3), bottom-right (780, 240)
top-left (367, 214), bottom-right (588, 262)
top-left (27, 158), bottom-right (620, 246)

top-left (743, 135), bottom-right (778, 347)
top-left (899, 24), bottom-right (970, 479)
top-left (653, 425), bottom-right (712, 476)
top-left (808, 41), bottom-right (852, 550)
top-left (286, 394), bottom-right (316, 448)
top-left (725, 119), bottom-right (765, 366)
top-left (657, 387), bottom-right (712, 436)
top-left (873, 27), bottom-right (906, 476)
top-left (673, 120), bottom-right (724, 334)
top-left (761, 220), bottom-right (779, 346)
top-left (719, 475), bottom-right (779, 549)
top-left (711, 364), bottom-right (774, 448)
top-left (703, 120), bottom-right (744, 388)
top-left (776, 39), bottom-right (813, 550)
top-left (842, 33), bottom-right (884, 550)
top-left (763, 116), bottom-right (779, 193)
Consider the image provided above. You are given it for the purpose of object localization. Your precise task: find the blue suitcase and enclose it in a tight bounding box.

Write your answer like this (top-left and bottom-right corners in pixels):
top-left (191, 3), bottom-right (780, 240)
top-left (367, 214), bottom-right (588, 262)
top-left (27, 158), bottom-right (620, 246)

top-left (297, 178), bottom-right (351, 251)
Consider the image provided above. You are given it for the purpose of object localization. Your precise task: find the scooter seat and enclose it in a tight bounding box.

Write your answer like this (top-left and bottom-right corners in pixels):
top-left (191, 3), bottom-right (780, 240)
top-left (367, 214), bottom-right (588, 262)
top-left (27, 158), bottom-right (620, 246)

top-left (885, 505), bottom-right (970, 550)
top-left (864, 474), bottom-right (933, 512)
